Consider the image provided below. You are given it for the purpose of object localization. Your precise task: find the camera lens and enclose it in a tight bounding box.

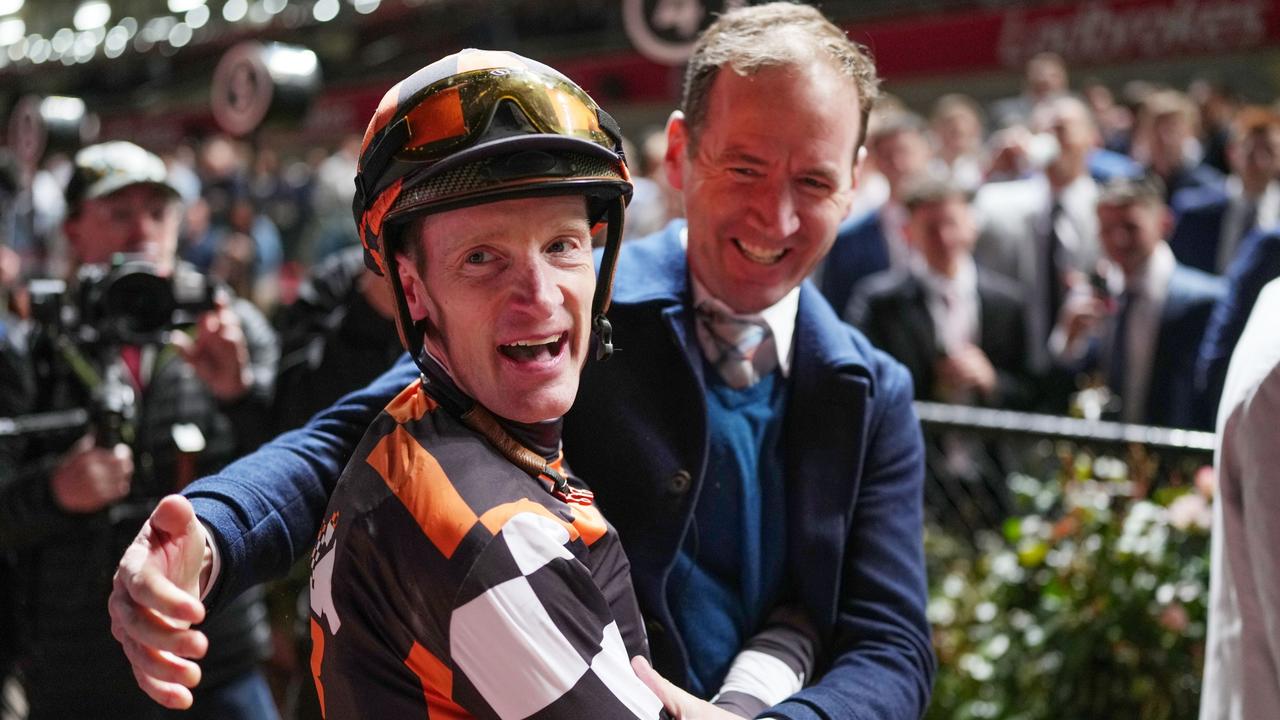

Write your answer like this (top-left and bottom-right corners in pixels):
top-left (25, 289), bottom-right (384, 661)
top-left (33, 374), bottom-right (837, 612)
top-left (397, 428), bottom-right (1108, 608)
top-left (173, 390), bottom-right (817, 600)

top-left (102, 270), bottom-right (175, 339)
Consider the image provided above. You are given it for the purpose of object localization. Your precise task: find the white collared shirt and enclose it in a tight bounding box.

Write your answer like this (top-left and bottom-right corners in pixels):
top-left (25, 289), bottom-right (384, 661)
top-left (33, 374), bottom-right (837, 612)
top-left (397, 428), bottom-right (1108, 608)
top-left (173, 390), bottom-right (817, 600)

top-left (1037, 174), bottom-right (1099, 261)
top-left (878, 201), bottom-right (914, 274)
top-left (1218, 176), bottom-right (1280, 274)
top-left (681, 226), bottom-right (799, 378)
top-left (1029, 173), bottom-right (1100, 347)
top-left (916, 255), bottom-right (980, 354)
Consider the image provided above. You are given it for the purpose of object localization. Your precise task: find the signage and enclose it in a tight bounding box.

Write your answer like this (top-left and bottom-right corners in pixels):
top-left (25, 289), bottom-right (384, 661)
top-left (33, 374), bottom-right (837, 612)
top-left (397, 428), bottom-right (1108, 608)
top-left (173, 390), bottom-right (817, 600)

top-left (623, 0), bottom-right (745, 65)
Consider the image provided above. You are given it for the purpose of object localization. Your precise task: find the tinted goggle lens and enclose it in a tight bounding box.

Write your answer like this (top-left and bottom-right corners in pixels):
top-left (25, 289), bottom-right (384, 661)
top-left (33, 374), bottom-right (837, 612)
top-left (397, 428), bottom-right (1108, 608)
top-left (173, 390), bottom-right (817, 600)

top-left (396, 69), bottom-right (613, 162)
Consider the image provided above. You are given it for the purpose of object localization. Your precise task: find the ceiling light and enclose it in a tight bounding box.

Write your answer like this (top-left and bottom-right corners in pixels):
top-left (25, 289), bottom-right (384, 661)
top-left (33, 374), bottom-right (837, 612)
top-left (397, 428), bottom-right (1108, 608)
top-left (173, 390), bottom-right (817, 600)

top-left (313, 0), bottom-right (338, 22)
top-left (167, 0), bottom-right (206, 12)
top-left (28, 37), bottom-right (52, 63)
top-left (143, 16), bottom-right (177, 42)
top-left (169, 22), bottom-right (192, 47)
top-left (0, 17), bottom-right (23, 45)
top-left (73, 1), bottom-right (112, 31)
top-left (51, 28), bottom-right (74, 54)
top-left (247, 1), bottom-right (270, 23)
top-left (266, 44), bottom-right (317, 77)
top-left (186, 5), bottom-right (210, 28)
top-left (223, 0), bottom-right (248, 22)
top-left (104, 25), bottom-right (127, 54)
top-left (73, 32), bottom-right (96, 61)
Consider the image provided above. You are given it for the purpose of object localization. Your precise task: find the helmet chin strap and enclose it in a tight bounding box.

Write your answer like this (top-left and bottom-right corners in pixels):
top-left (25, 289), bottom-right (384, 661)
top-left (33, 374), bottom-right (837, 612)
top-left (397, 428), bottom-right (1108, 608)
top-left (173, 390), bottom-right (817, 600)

top-left (411, 339), bottom-right (579, 499)
top-left (590, 196), bottom-right (626, 361)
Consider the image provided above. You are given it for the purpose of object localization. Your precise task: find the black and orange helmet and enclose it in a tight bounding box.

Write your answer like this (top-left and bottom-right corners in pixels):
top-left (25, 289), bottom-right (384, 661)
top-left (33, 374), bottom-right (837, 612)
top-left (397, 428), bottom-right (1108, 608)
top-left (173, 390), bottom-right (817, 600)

top-left (353, 49), bottom-right (632, 364)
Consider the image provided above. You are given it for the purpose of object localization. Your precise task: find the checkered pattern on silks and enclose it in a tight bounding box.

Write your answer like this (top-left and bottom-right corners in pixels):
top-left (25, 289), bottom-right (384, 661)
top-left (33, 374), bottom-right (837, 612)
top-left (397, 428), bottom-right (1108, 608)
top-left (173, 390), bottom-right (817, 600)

top-left (695, 299), bottom-right (777, 389)
top-left (309, 379), bottom-right (668, 720)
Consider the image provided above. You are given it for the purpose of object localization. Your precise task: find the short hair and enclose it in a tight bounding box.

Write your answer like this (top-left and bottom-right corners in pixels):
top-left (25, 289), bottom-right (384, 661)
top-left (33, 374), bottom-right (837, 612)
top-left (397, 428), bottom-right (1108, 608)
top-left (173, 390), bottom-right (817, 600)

top-left (931, 93), bottom-right (985, 127)
top-left (1032, 94), bottom-right (1099, 136)
top-left (1096, 173), bottom-right (1167, 208)
top-left (681, 2), bottom-right (880, 153)
top-left (868, 110), bottom-right (928, 146)
top-left (1230, 105), bottom-right (1280, 142)
top-left (902, 175), bottom-right (973, 213)
top-left (1144, 89), bottom-right (1199, 131)
top-left (1026, 51), bottom-right (1066, 77)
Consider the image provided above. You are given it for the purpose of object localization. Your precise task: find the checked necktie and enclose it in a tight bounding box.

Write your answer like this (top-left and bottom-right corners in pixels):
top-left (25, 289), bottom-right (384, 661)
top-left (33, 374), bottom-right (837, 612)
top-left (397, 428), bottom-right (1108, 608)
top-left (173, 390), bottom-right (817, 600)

top-left (695, 299), bottom-right (777, 389)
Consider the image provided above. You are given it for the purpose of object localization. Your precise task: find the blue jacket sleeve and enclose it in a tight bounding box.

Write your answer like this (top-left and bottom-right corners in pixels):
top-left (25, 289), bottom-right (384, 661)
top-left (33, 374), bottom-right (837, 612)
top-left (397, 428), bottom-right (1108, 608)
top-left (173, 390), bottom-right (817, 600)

top-left (1196, 230), bottom-right (1280, 412)
top-left (188, 352), bottom-right (418, 610)
top-left (765, 360), bottom-right (934, 720)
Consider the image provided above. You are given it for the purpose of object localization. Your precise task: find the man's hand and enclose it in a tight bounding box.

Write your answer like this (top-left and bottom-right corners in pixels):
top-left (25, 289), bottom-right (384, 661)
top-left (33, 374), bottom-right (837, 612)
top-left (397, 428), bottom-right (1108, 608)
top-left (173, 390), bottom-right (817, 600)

top-left (173, 298), bottom-right (253, 402)
top-left (937, 343), bottom-right (998, 396)
top-left (109, 495), bottom-right (212, 709)
top-left (50, 434), bottom-right (133, 513)
top-left (1057, 290), bottom-right (1110, 353)
top-left (631, 657), bottom-right (747, 720)
top-left (0, 244), bottom-right (19, 289)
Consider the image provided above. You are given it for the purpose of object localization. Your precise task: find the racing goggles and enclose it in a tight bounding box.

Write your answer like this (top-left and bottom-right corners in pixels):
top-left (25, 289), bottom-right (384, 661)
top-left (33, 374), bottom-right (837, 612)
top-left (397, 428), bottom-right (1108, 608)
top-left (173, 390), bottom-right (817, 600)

top-left (395, 67), bottom-right (618, 164)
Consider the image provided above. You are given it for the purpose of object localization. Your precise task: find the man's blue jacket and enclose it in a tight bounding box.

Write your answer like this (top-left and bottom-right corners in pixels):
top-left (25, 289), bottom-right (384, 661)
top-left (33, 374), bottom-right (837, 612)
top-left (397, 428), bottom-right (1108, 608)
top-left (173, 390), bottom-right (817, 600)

top-left (190, 222), bottom-right (934, 720)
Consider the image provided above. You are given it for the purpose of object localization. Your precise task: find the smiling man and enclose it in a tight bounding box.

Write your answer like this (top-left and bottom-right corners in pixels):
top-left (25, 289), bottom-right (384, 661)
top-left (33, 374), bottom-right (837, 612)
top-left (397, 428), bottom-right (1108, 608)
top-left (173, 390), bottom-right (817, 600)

top-left (293, 53), bottom-right (675, 718)
top-left (585, 13), bottom-right (933, 714)
top-left (112, 6), bottom-right (933, 720)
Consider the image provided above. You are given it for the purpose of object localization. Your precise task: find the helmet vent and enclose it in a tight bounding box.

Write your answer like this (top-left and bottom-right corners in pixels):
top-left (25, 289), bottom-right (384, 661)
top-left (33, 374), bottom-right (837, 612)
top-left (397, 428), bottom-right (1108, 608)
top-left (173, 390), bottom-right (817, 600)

top-left (485, 151), bottom-right (574, 181)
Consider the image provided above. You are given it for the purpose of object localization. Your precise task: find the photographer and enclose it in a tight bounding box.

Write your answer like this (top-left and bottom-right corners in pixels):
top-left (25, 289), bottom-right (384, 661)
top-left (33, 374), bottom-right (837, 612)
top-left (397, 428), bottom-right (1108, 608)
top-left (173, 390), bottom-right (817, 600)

top-left (0, 141), bottom-right (279, 720)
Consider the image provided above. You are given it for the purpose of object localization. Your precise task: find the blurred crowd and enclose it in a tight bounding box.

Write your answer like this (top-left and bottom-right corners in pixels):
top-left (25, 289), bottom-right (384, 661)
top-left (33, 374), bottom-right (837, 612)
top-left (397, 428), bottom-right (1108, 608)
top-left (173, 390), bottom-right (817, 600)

top-left (4, 52), bottom-right (1275, 439)
top-left (822, 52), bottom-right (1279, 435)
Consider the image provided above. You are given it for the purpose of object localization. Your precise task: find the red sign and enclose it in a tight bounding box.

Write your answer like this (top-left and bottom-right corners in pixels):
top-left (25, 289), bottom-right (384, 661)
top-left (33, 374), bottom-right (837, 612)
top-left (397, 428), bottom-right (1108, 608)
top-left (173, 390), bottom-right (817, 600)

top-left (856, 0), bottom-right (1280, 78)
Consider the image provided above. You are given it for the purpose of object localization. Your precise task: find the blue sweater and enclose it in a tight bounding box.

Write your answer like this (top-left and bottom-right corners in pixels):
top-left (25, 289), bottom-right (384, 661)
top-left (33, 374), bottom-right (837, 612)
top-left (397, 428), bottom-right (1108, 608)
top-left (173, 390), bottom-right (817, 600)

top-left (669, 366), bottom-right (788, 695)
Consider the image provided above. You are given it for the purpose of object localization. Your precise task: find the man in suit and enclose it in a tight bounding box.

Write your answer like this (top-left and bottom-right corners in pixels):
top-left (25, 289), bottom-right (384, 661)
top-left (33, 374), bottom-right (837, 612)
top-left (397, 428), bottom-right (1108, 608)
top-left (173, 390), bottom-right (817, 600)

top-left (110, 5), bottom-right (934, 720)
top-left (1195, 225), bottom-right (1280, 413)
top-left (847, 177), bottom-right (1031, 409)
top-left (1051, 175), bottom-right (1225, 429)
top-left (1169, 106), bottom-right (1280, 275)
top-left (973, 95), bottom-right (1105, 368)
top-left (819, 111), bottom-right (933, 319)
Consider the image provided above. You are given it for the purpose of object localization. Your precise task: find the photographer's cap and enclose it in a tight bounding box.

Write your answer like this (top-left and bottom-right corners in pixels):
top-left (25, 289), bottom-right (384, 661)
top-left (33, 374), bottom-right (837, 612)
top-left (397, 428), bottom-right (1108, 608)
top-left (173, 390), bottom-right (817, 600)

top-left (65, 141), bottom-right (180, 208)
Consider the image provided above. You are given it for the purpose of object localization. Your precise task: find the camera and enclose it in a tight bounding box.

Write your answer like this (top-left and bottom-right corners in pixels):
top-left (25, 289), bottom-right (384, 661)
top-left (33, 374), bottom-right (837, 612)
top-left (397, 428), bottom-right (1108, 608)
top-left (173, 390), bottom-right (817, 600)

top-left (14, 256), bottom-right (219, 454)
top-left (29, 254), bottom-right (219, 347)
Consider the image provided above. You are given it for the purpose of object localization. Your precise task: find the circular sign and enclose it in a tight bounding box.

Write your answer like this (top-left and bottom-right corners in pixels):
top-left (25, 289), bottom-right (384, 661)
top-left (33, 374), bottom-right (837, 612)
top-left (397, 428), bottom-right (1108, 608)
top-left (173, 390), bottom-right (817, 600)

top-left (211, 42), bottom-right (274, 137)
top-left (623, 0), bottom-right (746, 65)
top-left (8, 95), bottom-right (47, 176)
